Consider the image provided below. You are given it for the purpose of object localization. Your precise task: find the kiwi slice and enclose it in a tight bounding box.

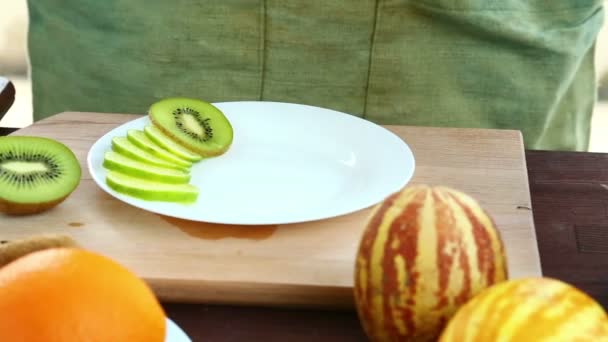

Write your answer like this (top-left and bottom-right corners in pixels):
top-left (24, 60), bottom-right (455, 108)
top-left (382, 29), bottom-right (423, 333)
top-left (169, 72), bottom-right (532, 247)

top-left (149, 97), bottom-right (233, 157)
top-left (127, 130), bottom-right (192, 168)
top-left (144, 125), bottom-right (203, 163)
top-left (103, 151), bottom-right (190, 184)
top-left (106, 171), bottom-right (198, 203)
top-left (0, 136), bottom-right (81, 215)
top-left (111, 137), bottom-right (188, 172)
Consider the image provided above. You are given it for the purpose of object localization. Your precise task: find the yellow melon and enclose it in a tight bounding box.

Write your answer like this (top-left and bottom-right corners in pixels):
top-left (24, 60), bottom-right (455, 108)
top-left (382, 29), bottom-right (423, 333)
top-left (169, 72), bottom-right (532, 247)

top-left (439, 277), bottom-right (608, 341)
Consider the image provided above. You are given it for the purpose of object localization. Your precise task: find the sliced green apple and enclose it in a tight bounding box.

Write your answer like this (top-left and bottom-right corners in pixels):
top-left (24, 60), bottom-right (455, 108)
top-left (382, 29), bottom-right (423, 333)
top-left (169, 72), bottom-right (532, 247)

top-left (103, 151), bottom-right (190, 184)
top-left (126, 130), bottom-right (192, 168)
top-left (144, 125), bottom-right (203, 163)
top-left (105, 171), bottom-right (199, 203)
top-left (111, 137), bottom-right (188, 172)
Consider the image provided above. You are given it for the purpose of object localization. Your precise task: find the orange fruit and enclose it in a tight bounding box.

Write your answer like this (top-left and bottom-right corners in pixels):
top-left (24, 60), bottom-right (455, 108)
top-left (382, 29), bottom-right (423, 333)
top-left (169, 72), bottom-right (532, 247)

top-left (0, 247), bottom-right (166, 342)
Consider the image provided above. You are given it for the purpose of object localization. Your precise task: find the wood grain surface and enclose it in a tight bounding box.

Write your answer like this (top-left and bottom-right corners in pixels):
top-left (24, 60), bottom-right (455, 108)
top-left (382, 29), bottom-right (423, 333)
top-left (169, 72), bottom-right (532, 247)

top-left (158, 151), bottom-right (608, 342)
top-left (527, 150), bottom-right (608, 308)
top-left (0, 111), bottom-right (540, 308)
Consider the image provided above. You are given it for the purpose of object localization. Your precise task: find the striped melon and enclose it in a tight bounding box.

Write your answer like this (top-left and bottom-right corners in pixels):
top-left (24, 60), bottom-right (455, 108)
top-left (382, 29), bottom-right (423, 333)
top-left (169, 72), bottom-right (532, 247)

top-left (439, 277), bottom-right (608, 341)
top-left (354, 185), bottom-right (508, 341)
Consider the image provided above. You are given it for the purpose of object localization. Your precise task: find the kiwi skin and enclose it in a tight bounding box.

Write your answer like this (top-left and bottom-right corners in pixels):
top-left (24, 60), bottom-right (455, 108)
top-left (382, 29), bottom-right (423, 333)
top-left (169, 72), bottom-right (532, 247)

top-left (0, 234), bottom-right (79, 268)
top-left (0, 196), bottom-right (74, 216)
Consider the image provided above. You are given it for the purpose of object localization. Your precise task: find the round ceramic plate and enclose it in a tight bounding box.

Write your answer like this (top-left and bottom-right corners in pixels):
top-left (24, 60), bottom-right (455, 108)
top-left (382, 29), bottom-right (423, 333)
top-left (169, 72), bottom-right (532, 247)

top-left (166, 318), bottom-right (191, 342)
top-left (87, 101), bottom-right (415, 225)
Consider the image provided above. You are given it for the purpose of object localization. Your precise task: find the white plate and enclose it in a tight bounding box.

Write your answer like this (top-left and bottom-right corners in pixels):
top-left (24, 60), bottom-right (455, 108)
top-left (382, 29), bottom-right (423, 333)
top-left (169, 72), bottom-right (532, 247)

top-left (166, 318), bottom-right (190, 341)
top-left (166, 318), bottom-right (191, 342)
top-left (87, 101), bottom-right (415, 225)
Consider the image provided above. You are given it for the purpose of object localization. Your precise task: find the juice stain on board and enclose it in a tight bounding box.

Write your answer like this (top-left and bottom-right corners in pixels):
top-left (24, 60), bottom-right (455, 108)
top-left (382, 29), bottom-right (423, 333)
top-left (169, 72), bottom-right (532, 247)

top-left (158, 215), bottom-right (278, 241)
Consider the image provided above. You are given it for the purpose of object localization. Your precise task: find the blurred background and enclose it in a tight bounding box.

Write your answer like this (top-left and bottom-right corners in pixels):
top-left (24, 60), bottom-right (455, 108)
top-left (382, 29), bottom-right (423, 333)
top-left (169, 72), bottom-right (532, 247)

top-left (1, 1), bottom-right (607, 151)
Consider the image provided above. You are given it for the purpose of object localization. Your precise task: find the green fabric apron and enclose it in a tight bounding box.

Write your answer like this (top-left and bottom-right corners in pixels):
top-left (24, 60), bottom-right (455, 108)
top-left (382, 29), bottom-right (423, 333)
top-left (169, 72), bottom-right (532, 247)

top-left (26, 0), bottom-right (604, 150)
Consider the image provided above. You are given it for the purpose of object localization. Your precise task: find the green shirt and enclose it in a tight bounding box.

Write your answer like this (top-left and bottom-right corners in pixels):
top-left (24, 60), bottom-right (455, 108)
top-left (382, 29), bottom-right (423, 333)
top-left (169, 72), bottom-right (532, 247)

top-left (26, 0), bottom-right (605, 150)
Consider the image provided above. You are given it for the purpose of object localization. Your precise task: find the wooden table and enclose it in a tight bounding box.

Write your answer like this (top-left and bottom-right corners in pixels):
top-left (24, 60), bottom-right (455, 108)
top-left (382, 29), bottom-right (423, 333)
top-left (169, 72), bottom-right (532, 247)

top-left (161, 151), bottom-right (608, 341)
top-left (1, 78), bottom-right (607, 341)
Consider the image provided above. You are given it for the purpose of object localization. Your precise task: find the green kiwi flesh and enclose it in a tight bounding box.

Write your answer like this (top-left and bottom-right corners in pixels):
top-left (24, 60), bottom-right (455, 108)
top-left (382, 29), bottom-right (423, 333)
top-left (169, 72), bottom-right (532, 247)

top-left (111, 137), bottom-right (189, 172)
top-left (106, 171), bottom-right (198, 203)
top-left (0, 136), bottom-right (81, 215)
top-left (149, 97), bottom-right (233, 157)
top-left (127, 130), bottom-right (192, 168)
top-left (103, 151), bottom-right (190, 184)
top-left (144, 125), bottom-right (203, 162)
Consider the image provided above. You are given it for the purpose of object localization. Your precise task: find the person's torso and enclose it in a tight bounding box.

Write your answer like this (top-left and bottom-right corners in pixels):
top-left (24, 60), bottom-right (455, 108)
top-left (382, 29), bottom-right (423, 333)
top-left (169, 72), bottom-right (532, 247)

top-left (27, 0), bottom-right (605, 150)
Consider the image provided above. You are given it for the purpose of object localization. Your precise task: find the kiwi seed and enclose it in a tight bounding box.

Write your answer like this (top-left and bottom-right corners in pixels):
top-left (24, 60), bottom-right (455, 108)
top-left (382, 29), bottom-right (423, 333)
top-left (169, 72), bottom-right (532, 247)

top-left (173, 107), bottom-right (214, 142)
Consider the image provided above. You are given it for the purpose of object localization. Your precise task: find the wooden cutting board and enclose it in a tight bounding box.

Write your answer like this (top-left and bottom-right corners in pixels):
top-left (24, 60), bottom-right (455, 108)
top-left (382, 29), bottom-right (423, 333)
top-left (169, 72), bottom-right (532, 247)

top-left (1, 112), bottom-right (540, 309)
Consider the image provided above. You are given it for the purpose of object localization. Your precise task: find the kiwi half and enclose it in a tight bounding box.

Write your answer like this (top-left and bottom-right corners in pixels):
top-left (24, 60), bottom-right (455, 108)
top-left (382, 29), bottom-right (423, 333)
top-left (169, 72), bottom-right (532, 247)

top-left (106, 171), bottom-right (198, 203)
top-left (149, 98), bottom-right (233, 157)
top-left (0, 136), bottom-right (81, 215)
